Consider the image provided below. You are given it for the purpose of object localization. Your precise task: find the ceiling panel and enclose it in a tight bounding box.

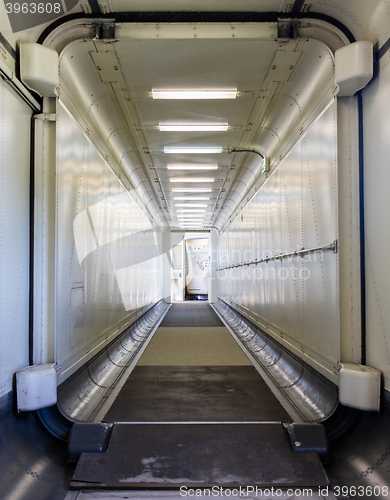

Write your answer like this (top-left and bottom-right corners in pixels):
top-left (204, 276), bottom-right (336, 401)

top-left (107, 0), bottom-right (286, 13)
top-left (59, 25), bottom-right (333, 232)
top-left (114, 37), bottom-right (279, 229)
top-left (117, 39), bottom-right (275, 90)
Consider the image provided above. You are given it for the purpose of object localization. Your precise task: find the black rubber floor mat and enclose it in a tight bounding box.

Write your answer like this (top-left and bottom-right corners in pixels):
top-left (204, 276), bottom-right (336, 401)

top-left (104, 366), bottom-right (291, 422)
top-left (71, 423), bottom-right (329, 489)
top-left (160, 303), bottom-right (223, 327)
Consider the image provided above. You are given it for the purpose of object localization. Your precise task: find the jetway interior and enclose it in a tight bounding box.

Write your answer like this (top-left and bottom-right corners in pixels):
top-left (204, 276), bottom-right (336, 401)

top-left (1, 1), bottom-right (390, 499)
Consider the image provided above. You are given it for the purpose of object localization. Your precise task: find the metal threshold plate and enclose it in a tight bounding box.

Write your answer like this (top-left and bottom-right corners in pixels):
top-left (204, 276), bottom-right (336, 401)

top-left (71, 423), bottom-right (329, 489)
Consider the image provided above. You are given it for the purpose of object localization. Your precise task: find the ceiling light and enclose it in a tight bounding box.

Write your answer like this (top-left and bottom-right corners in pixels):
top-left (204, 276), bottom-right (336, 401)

top-left (177, 219), bottom-right (205, 222)
top-left (176, 209), bottom-right (207, 213)
top-left (177, 214), bottom-right (207, 217)
top-left (170, 178), bottom-right (214, 183)
top-left (152, 90), bottom-right (237, 99)
top-left (174, 196), bottom-right (210, 200)
top-left (159, 124), bottom-right (228, 132)
top-left (167, 165), bottom-right (218, 170)
top-left (172, 188), bottom-right (212, 193)
top-left (164, 147), bottom-right (223, 154)
top-left (175, 204), bottom-right (207, 207)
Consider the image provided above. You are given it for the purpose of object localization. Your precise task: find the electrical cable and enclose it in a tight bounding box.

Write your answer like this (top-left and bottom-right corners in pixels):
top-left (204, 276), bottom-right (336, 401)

top-left (228, 148), bottom-right (264, 158)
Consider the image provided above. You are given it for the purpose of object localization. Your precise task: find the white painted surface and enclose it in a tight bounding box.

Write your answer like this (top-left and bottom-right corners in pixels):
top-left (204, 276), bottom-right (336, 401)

top-left (20, 43), bottom-right (59, 97)
top-left (335, 41), bottom-right (373, 96)
top-left (339, 363), bottom-right (381, 411)
top-left (16, 364), bottom-right (57, 411)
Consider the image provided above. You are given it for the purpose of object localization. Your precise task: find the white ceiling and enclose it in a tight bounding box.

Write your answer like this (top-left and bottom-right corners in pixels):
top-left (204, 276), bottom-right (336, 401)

top-left (115, 37), bottom-right (278, 229)
top-left (59, 23), bottom-right (334, 231)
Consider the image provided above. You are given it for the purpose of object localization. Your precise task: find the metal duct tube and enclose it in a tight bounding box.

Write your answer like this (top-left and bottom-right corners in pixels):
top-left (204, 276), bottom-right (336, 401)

top-left (56, 301), bottom-right (169, 425)
top-left (215, 155), bottom-right (263, 230)
top-left (212, 299), bottom-right (338, 422)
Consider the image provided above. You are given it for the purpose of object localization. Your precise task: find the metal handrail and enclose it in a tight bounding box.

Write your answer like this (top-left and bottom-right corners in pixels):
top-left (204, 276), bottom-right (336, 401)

top-left (217, 239), bottom-right (337, 271)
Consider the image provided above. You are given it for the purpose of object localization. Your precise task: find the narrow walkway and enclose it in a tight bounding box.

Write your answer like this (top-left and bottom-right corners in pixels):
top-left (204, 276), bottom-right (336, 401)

top-left (71, 303), bottom-right (329, 492)
top-left (103, 302), bottom-right (290, 423)
top-left (137, 302), bottom-right (251, 366)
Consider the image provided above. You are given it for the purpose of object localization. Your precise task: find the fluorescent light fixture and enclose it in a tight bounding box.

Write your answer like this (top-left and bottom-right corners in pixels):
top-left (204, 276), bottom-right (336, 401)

top-left (177, 218), bottom-right (204, 222)
top-left (159, 124), bottom-right (228, 132)
top-left (170, 178), bottom-right (214, 183)
top-left (174, 196), bottom-right (210, 200)
top-left (164, 147), bottom-right (223, 154)
top-left (167, 165), bottom-right (218, 170)
top-left (175, 204), bottom-right (207, 207)
top-left (172, 188), bottom-right (212, 193)
top-left (177, 214), bottom-right (207, 217)
top-left (176, 209), bottom-right (207, 213)
top-left (152, 90), bottom-right (237, 100)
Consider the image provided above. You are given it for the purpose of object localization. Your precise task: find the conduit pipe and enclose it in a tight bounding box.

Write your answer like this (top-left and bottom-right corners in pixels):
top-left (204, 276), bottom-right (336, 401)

top-left (214, 38), bottom-right (336, 232)
top-left (58, 50), bottom-right (168, 229)
top-left (213, 299), bottom-right (338, 422)
top-left (53, 300), bottom-right (169, 431)
top-left (215, 155), bottom-right (263, 231)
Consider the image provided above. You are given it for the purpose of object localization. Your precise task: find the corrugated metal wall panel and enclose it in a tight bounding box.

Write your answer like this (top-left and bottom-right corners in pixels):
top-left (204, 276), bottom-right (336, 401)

top-left (363, 55), bottom-right (390, 391)
top-left (218, 102), bottom-right (339, 380)
top-left (0, 77), bottom-right (31, 397)
top-left (56, 102), bottom-right (163, 380)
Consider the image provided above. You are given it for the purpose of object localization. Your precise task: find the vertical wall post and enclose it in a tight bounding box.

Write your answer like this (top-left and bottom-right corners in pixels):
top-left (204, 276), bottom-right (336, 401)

top-left (208, 228), bottom-right (218, 303)
top-left (32, 96), bottom-right (57, 364)
top-left (162, 228), bottom-right (171, 303)
top-left (337, 97), bottom-right (362, 363)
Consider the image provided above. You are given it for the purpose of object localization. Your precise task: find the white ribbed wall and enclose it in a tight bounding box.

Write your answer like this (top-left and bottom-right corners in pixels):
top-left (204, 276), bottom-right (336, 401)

top-left (218, 102), bottom-right (339, 380)
top-left (0, 77), bottom-right (31, 397)
top-left (56, 102), bottom-right (163, 380)
top-left (363, 54), bottom-right (390, 391)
